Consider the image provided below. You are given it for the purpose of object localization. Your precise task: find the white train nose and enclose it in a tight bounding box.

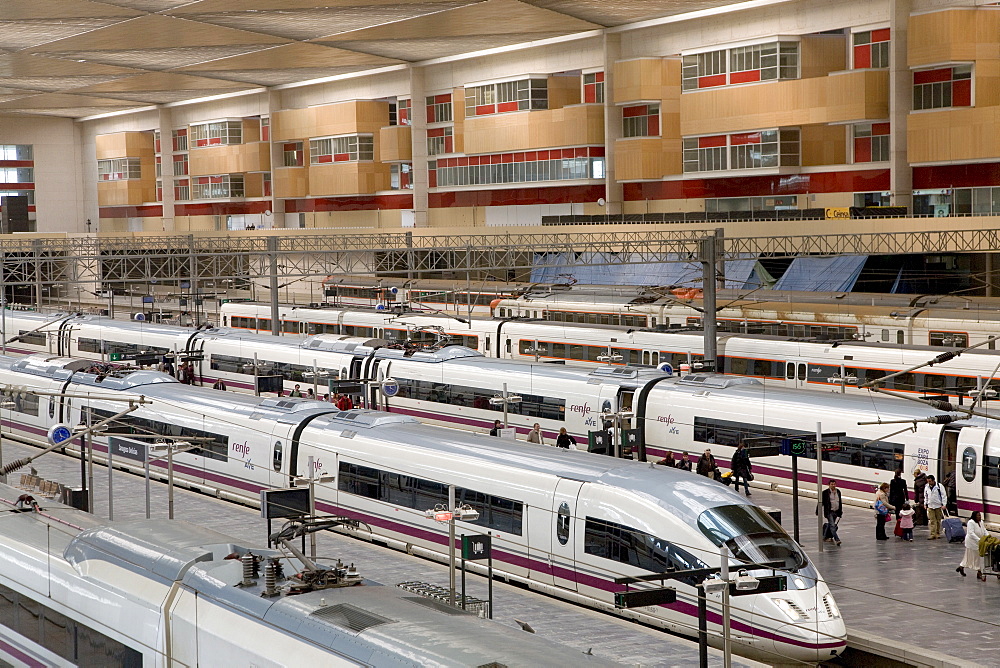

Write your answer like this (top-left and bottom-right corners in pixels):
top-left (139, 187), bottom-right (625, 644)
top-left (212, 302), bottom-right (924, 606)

top-left (749, 593), bottom-right (847, 663)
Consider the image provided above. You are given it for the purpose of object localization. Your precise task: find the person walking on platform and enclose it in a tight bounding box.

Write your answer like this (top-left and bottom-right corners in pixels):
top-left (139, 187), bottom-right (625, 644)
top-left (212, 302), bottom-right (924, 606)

top-left (913, 468), bottom-right (929, 525)
top-left (730, 443), bottom-right (753, 496)
top-left (527, 423), bottom-right (544, 444)
top-left (888, 468), bottom-right (908, 519)
top-left (677, 452), bottom-right (693, 471)
top-left (489, 419), bottom-right (502, 437)
top-left (957, 511), bottom-right (990, 580)
top-left (874, 482), bottom-right (895, 541)
top-left (555, 427), bottom-right (577, 449)
top-left (925, 475), bottom-right (948, 539)
top-left (822, 479), bottom-right (843, 546)
top-left (696, 449), bottom-right (718, 478)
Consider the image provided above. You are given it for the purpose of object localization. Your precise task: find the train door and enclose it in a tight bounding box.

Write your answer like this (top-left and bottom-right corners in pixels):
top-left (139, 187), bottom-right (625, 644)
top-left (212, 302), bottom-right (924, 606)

top-left (784, 360), bottom-right (808, 388)
top-left (940, 428), bottom-right (960, 484)
top-left (548, 478), bottom-right (583, 591)
top-left (955, 427), bottom-right (987, 512)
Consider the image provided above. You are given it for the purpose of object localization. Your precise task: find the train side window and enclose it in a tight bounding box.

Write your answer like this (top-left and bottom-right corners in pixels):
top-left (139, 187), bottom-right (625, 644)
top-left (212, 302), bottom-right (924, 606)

top-left (273, 441), bottom-right (283, 471)
top-left (881, 329), bottom-right (889, 342)
top-left (505, 339), bottom-right (511, 354)
top-left (485, 336), bottom-right (491, 351)
top-left (961, 447), bottom-right (977, 483)
top-left (785, 363), bottom-right (794, 379)
top-left (556, 502), bottom-right (571, 545)
top-left (797, 364), bottom-right (806, 381)
top-left (896, 331), bottom-right (904, 344)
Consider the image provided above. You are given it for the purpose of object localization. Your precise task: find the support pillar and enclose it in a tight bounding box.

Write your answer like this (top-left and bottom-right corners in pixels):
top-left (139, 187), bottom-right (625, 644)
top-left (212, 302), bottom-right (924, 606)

top-left (266, 90), bottom-right (287, 229)
top-left (409, 66), bottom-right (430, 228)
top-left (602, 33), bottom-right (623, 216)
top-left (157, 107), bottom-right (176, 233)
top-left (889, 0), bottom-right (913, 213)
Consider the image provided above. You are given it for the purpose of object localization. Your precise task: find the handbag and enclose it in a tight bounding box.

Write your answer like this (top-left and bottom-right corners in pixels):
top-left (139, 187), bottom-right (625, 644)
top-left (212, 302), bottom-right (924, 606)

top-left (874, 499), bottom-right (888, 515)
top-left (745, 472), bottom-right (755, 482)
top-left (894, 520), bottom-right (903, 537)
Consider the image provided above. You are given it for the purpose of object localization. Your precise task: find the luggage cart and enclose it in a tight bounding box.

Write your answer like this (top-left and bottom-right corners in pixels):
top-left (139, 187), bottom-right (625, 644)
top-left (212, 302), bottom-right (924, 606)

top-left (984, 545), bottom-right (1000, 582)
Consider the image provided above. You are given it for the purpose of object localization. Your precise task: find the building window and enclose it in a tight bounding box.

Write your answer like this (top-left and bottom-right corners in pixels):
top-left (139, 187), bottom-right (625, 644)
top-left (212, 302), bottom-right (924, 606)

top-left (854, 192), bottom-right (890, 207)
top-left (309, 135), bottom-right (374, 164)
top-left (853, 123), bottom-right (890, 162)
top-left (853, 29), bottom-right (890, 68)
top-left (0, 145), bottom-right (33, 161)
top-left (427, 127), bottom-right (453, 155)
top-left (683, 128), bottom-right (799, 173)
top-left (391, 163), bottom-right (413, 190)
top-left (189, 120), bottom-right (242, 148)
top-left (0, 190), bottom-right (35, 205)
top-left (683, 41), bottom-right (799, 90)
top-left (398, 99), bottom-right (411, 125)
top-left (156, 179), bottom-right (162, 202)
top-left (172, 153), bottom-right (188, 175)
top-left (622, 104), bottom-right (660, 137)
top-left (282, 142), bottom-right (304, 167)
top-left (434, 147), bottom-right (605, 187)
top-left (0, 167), bottom-right (33, 184)
top-left (153, 130), bottom-right (161, 154)
top-left (155, 155), bottom-right (161, 178)
top-left (261, 117), bottom-right (270, 142)
top-left (191, 174), bottom-right (244, 199)
top-left (953, 187), bottom-right (1000, 215)
top-left (171, 128), bottom-right (188, 152)
top-left (913, 65), bottom-right (972, 110)
top-left (465, 78), bottom-right (547, 117)
top-left (583, 72), bottom-right (604, 103)
top-left (428, 160), bottom-right (437, 188)
top-left (263, 173), bottom-right (271, 197)
top-left (174, 178), bottom-right (189, 201)
top-left (97, 158), bottom-right (141, 181)
top-left (427, 94), bottom-right (453, 123)
top-left (682, 136), bottom-right (727, 172)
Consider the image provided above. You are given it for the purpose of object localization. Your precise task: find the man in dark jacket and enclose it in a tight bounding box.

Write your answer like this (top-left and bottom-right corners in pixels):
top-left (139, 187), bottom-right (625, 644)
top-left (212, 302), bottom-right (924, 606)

top-left (821, 479), bottom-right (843, 546)
top-left (696, 449), bottom-right (717, 478)
top-left (888, 468), bottom-right (908, 518)
top-left (731, 443), bottom-right (752, 496)
top-left (912, 468), bottom-right (929, 525)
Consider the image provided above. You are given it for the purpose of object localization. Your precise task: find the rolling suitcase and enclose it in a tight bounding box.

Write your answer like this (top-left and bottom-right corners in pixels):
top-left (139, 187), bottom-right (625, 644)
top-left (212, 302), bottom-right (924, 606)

top-left (942, 515), bottom-right (965, 543)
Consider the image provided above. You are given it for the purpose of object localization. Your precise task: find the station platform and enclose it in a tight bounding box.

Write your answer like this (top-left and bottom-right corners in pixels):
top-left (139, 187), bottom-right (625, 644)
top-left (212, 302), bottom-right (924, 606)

top-left (3, 442), bottom-right (763, 668)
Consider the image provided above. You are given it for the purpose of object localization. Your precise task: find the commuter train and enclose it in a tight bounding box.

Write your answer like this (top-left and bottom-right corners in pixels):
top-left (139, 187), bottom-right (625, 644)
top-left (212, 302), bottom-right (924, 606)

top-left (0, 353), bottom-right (846, 663)
top-left (318, 274), bottom-right (1000, 347)
top-left (0, 482), bottom-right (611, 667)
top-left (217, 303), bottom-right (1000, 401)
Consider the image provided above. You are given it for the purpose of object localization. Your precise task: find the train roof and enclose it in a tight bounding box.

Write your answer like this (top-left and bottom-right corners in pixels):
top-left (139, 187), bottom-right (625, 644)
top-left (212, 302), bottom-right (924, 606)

top-left (312, 409), bottom-right (753, 526)
top-left (0, 484), bottom-right (614, 667)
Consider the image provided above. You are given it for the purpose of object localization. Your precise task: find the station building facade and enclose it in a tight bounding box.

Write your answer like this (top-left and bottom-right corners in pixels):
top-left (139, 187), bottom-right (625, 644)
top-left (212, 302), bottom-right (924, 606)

top-left (3, 0), bottom-right (1000, 234)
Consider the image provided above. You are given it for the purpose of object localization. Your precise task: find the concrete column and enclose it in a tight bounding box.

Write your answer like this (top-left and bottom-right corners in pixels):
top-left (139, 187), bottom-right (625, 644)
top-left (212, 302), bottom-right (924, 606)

top-left (266, 89), bottom-right (286, 229)
top-left (157, 107), bottom-right (175, 232)
top-left (602, 32), bottom-right (623, 215)
top-left (409, 66), bottom-right (429, 228)
top-left (888, 0), bottom-right (913, 213)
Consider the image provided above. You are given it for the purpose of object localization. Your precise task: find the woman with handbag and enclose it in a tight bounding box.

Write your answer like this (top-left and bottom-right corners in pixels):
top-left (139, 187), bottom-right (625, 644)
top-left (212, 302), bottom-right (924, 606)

top-left (731, 443), bottom-right (753, 497)
top-left (874, 482), bottom-right (895, 541)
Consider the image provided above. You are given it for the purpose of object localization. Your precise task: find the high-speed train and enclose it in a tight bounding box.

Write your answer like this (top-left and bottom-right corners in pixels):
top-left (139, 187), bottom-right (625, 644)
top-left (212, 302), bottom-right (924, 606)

top-left (0, 353), bottom-right (846, 663)
top-left (218, 303), bottom-right (1000, 401)
top-left (0, 482), bottom-right (611, 667)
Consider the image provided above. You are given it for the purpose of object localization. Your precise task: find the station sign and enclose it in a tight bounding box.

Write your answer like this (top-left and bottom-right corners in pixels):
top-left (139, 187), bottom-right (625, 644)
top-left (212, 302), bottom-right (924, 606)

top-left (461, 534), bottom-right (492, 561)
top-left (614, 587), bottom-right (676, 608)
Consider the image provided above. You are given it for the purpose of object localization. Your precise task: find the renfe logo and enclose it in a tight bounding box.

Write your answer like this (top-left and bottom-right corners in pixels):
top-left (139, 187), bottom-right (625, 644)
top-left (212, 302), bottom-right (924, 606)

top-left (569, 404), bottom-right (592, 417)
top-left (656, 414), bottom-right (676, 425)
top-left (232, 441), bottom-right (250, 457)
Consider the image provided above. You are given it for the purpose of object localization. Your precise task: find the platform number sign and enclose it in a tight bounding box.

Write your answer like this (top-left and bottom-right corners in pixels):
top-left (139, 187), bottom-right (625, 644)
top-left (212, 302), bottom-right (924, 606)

top-left (461, 534), bottom-right (491, 561)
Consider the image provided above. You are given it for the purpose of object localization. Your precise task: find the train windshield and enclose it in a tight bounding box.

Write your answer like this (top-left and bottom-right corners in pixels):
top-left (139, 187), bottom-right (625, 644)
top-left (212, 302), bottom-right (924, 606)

top-left (697, 504), bottom-right (808, 572)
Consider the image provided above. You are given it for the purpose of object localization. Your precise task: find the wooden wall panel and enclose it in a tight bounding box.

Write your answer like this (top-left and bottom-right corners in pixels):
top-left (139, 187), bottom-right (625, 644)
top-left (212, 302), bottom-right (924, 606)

top-left (908, 106), bottom-right (1000, 163)
top-left (188, 143), bottom-right (270, 176)
top-left (244, 172), bottom-right (264, 199)
top-left (800, 35), bottom-right (846, 79)
top-left (273, 167), bottom-right (309, 198)
top-left (313, 100), bottom-right (390, 138)
top-left (97, 180), bottom-right (155, 206)
top-left (463, 105), bottom-right (604, 154)
top-left (452, 87), bottom-right (465, 154)
top-left (976, 58), bottom-right (1000, 108)
top-left (379, 125), bottom-right (412, 162)
top-left (800, 124), bottom-right (846, 166)
top-left (241, 118), bottom-right (261, 144)
top-left (308, 162), bottom-right (391, 196)
top-left (680, 70), bottom-right (888, 136)
top-left (548, 75), bottom-right (581, 110)
top-left (271, 107), bottom-right (316, 141)
top-left (613, 58), bottom-right (668, 103)
top-left (614, 137), bottom-right (676, 181)
top-left (96, 131), bottom-right (154, 159)
top-left (909, 10), bottom-right (1000, 67)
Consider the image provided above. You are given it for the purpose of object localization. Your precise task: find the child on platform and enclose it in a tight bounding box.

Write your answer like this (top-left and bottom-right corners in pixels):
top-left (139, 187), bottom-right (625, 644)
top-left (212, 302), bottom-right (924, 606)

top-left (898, 502), bottom-right (915, 542)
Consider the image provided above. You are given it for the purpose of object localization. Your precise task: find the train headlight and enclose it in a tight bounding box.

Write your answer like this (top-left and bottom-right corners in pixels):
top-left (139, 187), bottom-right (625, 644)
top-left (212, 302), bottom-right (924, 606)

top-left (793, 577), bottom-right (807, 589)
top-left (774, 598), bottom-right (809, 621)
top-left (822, 594), bottom-right (841, 620)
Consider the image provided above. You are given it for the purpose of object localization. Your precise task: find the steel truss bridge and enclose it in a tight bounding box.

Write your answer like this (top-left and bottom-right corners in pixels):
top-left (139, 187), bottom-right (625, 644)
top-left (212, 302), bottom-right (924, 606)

top-left (1, 227), bottom-right (999, 295)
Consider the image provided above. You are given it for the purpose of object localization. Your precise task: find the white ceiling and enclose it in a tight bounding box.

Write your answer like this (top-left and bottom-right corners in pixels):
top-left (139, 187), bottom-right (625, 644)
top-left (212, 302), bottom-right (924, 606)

top-left (0, 0), bottom-right (747, 118)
